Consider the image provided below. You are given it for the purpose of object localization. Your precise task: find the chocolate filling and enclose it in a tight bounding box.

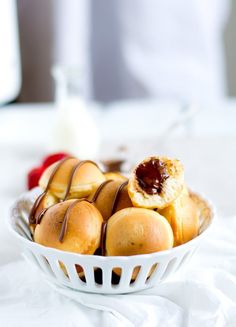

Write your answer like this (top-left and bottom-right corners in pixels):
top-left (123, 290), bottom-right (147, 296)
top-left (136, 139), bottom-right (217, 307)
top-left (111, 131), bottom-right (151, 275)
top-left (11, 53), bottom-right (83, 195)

top-left (59, 198), bottom-right (92, 242)
top-left (136, 158), bottom-right (169, 195)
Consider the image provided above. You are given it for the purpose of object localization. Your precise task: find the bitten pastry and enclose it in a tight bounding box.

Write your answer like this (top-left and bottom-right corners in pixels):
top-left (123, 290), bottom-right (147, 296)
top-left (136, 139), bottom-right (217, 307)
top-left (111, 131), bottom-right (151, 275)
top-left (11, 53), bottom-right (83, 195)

top-left (34, 199), bottom-right (103, 254)
top-left (159, 186), bottom-right (199, 246)
top-left (39, 157), bottom-right (106, 199)
top-left (128, 156), bottom-right (184, 209)
top-left (105, 207), bottom-right (174, 278)
top-left (89, 180), bottom-right (133, 221)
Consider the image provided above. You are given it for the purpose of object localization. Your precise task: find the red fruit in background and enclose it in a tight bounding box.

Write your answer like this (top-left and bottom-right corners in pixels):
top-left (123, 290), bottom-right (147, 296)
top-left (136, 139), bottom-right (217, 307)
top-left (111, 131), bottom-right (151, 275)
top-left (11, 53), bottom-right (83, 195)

top-left (42, 152), bottom-right (70, 168)
top-left (27, 166), bottom-right (44, 190)
top-left (27, 152), bottom-right (71, 190)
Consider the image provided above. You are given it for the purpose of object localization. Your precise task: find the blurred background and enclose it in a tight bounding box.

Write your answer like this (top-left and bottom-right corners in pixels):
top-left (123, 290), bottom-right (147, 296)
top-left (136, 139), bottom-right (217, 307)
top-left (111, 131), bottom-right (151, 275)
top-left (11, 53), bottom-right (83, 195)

top-left (1, 2), bottom-right (236, 323)
top-left (0, 0), bottom-right (236, 265)
top-left (1, 0), bottom-right (236, 104)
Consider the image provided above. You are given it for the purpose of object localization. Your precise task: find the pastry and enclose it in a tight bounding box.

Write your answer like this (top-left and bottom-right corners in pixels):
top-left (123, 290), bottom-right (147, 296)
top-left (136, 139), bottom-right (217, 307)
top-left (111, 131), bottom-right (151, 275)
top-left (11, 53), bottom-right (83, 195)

top-left (39, 157), bottom-right (106, 200)
top-left (34, 199), bottom-right (103, 255)
top-left (26, 152), bottom-right (203, 282)
top-left (29, 191), bottom-right (58, 233)
top-left (104, 172), bottom-right (127, 182)
top-left (89, 180), bottom-right (133, 221)
top-left (159, 186), bottom-right (199, 245)
top-left (105, 207), bottom-right (174, 278)
top-left (128, 156), bottom-right (184, 209)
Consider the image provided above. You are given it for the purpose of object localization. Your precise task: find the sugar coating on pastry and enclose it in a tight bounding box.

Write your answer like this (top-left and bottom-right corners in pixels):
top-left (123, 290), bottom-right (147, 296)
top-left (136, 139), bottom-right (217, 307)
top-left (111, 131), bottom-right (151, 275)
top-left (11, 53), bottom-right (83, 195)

top-left (159, 186), bottom-right (199, 245)
top-left (106, 207), bottom-right (174, 257)
top-left (39, 158), bottom-right (106, 199)
top-left (128, 156), bottom-right (184, 209)
top-left (34, 199), bottom-right (103, 254)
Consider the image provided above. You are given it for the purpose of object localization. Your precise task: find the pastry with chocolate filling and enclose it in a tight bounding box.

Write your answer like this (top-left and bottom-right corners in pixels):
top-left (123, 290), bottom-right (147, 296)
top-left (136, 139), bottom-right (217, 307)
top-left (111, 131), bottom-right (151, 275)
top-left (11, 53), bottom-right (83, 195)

top-left (34, 199), bottom-right (103, 254)
top-left (39, 157), bottom-right (106, 200)
top-left (159, 186), bottom-right (199, 246)
top-left (105, 207), bottom-right (174, 278)
top-left (104, 172), bottom-right (127, 182)
top-left (128, 156), bottom-right (184, 209)
top-left (89, 180), bottom-right (133, 221)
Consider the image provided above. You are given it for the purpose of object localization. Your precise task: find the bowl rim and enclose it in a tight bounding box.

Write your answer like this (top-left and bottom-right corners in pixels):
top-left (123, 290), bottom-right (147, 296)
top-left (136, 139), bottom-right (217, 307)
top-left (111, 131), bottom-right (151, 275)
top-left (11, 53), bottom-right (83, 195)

top-left (7, 189), bottom-right (216, 261)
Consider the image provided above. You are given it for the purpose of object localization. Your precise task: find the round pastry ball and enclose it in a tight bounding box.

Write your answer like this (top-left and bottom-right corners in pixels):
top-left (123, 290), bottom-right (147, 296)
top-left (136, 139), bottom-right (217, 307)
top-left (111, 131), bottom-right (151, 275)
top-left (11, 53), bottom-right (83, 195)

top-left (34, 199), bottom-right (103, 254)
top-left (106, 207), bottom-right (173, 256)
top-left (39, 158), bottom-right (106, 199)
top-left (89, 180), bottom-right (133, 221)
top-left (159, 186), bottom-right (199, 246)
top-left (128, 156), bottom-right (184, 209)
top-left (106, 208), bottom-right (174, 278)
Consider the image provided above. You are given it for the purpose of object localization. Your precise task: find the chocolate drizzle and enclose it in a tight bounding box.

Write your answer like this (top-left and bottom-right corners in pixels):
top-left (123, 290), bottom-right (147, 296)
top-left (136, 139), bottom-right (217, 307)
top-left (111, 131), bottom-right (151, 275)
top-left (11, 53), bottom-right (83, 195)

top-left (63, 160), bottom-right (100, 201)
top-left (28, 158), bottom-right (99, 226)
top-left (110, 181), bottom-right (128, 215)
top-left (35, 207), bottom-right (48, 225)
top-left (58, 177), bottom-right (125, 249)
top-left (58, 198), bottom-right (92, 242)
top-left (91, 179), bottom-right (129, 217)
top-left (29, 191), bottom-right (47, 224)
top-left (45, 156), bottom-right (74, 193)
top-left (29, 157), bottom-right (129, 256)
top-left (93, 180), bottom-right (129, 256)
top-left (91, 180), bottom-right (113, 202)
top-left (136, 158), bottom-right (169, 195)
top-left (29, 157), bottom-right (73, 225)
top-left (101, 222), bottom-right (108, 256)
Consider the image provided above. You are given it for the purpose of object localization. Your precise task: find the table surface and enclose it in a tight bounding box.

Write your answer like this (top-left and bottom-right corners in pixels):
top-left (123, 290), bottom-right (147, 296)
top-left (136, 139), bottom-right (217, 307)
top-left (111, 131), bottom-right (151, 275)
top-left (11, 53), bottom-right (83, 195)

top-left (0, 99), bottom-right (236, 266)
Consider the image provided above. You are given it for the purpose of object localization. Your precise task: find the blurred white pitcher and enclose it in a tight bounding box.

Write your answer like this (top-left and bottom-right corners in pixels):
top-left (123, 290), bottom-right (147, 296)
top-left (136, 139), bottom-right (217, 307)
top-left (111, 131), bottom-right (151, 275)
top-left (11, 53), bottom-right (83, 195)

top-left (51, 65), bottom-right (100, 159)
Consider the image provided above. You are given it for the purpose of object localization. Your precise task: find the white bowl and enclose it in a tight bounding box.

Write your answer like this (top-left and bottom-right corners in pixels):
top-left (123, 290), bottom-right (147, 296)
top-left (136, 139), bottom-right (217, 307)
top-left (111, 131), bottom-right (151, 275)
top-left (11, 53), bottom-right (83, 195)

top-left (8, 189), bottom-right (215, 294)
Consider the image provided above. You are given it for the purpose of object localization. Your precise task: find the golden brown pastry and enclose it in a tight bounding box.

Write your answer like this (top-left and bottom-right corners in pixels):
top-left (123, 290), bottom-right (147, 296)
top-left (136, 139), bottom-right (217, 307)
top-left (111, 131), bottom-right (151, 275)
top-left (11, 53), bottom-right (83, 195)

top-left (128, 156), bottom-right (184, 209)
top-left (89, 180), bottom-right (133, 221)
top-left (105, 207), bottom-right (174, 278)
top-left (159, 186), bottom-right (199, 246)
top-left (104, 172), bottom-right (127, 182)
top-left (39, 157), bottom-right (106, 199)
top-left (34, 199), bottom-right (103, 255)
top-left (29, 191), bottom-right (58, 234)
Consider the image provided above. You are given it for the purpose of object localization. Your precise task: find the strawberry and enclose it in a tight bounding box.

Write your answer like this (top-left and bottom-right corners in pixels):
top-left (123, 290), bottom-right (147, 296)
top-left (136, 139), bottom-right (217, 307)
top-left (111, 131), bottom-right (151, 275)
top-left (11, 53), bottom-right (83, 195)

top-left (27, 166), bottom-right (44, 190)
top-left (42, 152), bottom-right (70, 168)
top-left (27, 152), bottom-right (71, 190)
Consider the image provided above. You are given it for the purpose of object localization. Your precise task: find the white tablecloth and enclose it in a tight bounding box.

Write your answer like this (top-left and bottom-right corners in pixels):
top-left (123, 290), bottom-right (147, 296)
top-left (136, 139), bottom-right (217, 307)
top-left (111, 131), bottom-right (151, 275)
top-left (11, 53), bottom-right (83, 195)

top-left (1, 215), bottom-right (236, 327)
top-left (0, 100), bottom-right (236, 326)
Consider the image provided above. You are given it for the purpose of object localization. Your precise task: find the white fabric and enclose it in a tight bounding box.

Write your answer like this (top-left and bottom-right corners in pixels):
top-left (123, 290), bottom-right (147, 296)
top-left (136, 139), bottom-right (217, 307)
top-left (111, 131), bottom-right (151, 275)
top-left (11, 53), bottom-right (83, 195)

top-left (1, 216), bottom-right (236, 326)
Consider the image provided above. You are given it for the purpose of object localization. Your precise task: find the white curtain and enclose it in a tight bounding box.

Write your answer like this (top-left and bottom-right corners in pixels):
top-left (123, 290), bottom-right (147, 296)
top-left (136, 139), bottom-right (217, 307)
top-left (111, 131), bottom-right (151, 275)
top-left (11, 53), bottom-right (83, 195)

top-left (52, 0), bottom-right (230, 103)
top-left (18, 0), bottom-right (230, 103)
